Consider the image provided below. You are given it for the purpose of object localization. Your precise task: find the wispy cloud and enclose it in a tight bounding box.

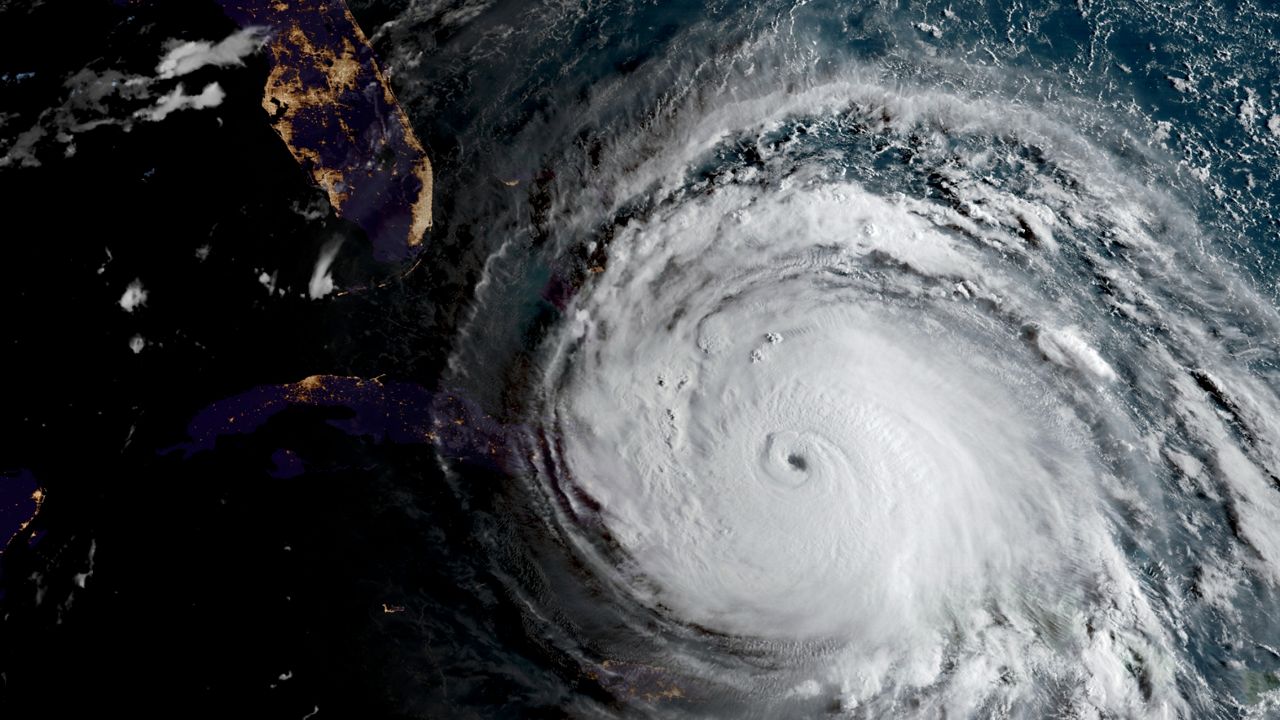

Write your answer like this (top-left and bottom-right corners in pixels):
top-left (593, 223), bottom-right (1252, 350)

top-left (1, 27), bottom-right (270, 167)
top-left (308, 238), bottom-right (344, 299)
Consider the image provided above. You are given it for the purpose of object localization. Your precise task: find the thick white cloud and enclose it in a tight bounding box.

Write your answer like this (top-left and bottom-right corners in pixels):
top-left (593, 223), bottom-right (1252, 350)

top-left (156, 27), bottom-right (269, 80)
top-left (1036, 325), bottom-right (1119, 383)
top-left (135, 83), bottom-right (226, 122)
top-left (119, 279), bottom-right (147, 312)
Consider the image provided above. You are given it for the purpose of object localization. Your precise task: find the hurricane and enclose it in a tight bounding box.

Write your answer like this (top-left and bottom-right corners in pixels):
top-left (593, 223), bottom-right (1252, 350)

top-left (375, 0), bottom-right (1280, 717)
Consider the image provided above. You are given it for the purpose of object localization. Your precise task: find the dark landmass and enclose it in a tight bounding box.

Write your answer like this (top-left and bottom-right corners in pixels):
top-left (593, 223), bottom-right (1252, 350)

top-left (0, 471), bottom-right (42, 584)
top-left (176, 373), bottom-right (512, 473)
top-left (218, 0), bottom-right (434, 263)
top-left (0, 2), bottom-right (451, 716)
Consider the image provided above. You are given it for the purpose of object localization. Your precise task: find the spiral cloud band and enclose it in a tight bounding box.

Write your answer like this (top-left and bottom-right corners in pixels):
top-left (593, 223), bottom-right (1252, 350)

top-left (435, 7), bottom-right (1280, 718)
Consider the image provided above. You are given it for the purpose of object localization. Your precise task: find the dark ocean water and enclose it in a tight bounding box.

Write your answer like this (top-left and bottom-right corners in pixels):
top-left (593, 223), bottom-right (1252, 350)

top-left (3, 1), bottom-right (1280, 718)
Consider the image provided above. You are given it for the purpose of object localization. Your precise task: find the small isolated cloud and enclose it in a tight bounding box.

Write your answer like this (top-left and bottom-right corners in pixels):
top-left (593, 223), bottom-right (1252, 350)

top-left (72, 539), bottom-right (97, 588)
top-left (119, 279), bottom-right (148, 312)
top-left (1035, 325), bottom-right (1117, 383)
top-left (156, 26), bottom-right (270, 80)
top-left (308, 238), bottom-right (344, 299)
top-left (258, 270), bottom-right (278, 294)
top-left (129, 335), bottom-right (146, 354)
top-left (136, 83), bottom-right (225, 122)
